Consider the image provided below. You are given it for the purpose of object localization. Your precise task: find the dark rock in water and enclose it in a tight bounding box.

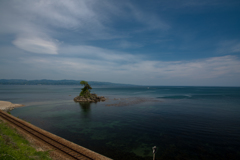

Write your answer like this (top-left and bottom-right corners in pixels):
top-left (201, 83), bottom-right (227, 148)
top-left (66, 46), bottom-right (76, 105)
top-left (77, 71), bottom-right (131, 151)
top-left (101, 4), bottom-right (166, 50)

top-left (74, 94), bottom-right (106, 102)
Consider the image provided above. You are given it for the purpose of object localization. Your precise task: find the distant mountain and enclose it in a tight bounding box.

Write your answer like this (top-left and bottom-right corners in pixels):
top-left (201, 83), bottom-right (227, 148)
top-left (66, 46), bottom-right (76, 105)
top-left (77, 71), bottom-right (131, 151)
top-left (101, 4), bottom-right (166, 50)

top-left (0, 79), bottom-right (137, 87)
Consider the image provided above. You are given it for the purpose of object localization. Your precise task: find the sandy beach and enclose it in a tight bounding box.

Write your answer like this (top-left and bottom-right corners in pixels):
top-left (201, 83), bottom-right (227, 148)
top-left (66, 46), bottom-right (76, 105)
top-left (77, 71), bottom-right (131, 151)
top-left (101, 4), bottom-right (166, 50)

top-left (0, 101), bottom-right (24, 111)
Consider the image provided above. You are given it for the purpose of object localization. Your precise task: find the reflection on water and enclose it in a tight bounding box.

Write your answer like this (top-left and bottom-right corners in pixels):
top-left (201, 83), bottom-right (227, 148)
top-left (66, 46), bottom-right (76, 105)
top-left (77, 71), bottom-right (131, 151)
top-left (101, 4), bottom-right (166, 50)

top-left (78, 102), bottom-right (92, 118)
top-left (79, 102), bottom-right (91, 113)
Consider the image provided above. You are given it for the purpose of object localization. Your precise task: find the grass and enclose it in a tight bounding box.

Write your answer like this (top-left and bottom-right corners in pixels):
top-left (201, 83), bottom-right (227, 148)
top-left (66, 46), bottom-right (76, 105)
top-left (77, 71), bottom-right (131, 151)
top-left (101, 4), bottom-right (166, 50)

top-left (0, 119), bottom-right (52, 160)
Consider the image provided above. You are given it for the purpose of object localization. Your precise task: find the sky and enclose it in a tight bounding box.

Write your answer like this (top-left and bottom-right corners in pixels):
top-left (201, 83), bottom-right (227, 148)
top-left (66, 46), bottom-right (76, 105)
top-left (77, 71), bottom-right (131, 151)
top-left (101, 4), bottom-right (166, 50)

top-left (0, 0), bottom-right (240, 86)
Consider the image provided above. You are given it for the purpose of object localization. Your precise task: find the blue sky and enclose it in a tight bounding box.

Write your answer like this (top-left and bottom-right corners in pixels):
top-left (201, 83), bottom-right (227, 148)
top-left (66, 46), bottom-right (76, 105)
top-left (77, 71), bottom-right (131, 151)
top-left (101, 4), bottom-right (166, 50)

top-left (0, 0), bottom-right (240, 86)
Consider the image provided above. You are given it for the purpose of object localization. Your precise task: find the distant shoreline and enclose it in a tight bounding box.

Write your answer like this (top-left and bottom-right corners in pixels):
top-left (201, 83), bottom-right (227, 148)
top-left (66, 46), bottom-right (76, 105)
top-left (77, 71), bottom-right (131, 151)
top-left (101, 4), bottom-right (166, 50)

top-left (0, 79), bottom-right (137, 86)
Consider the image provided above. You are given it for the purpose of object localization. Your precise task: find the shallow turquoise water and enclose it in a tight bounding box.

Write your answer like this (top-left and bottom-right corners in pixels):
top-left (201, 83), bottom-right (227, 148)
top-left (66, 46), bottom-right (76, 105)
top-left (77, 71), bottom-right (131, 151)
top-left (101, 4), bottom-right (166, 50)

top-left (1, 85), bottom-right (240, 159)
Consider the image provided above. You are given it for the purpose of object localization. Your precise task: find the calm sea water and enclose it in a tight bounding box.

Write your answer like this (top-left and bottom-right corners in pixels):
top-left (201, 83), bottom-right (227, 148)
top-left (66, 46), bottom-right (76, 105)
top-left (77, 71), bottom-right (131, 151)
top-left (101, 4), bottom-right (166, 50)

top-left (1, 85), bottom-right (240, 160)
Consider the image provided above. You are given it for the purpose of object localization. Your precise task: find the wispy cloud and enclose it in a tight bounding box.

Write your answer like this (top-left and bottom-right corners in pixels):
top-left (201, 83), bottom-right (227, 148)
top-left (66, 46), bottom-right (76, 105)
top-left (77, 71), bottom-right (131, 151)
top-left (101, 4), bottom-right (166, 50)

top-left (13, 36), bottom-right (58, 54)
top-left (127, 3), bottom-right (170, 31)
top-left (0, 0), bottom-right (170, 52)
top-left (60, 45), bottom-right (138, 62)
top-left (0, 0), bottom-right (239, 86)
top-left (116, 40), bottom-right (144, 49)
top-left (157, 0), bottom-right (239, 9)
top-left (0, 0), bottom-right (104, 32)
top-left (15, 54), bottom-right (240, 86)
top-left (217, 40), bottom-right (240, 54)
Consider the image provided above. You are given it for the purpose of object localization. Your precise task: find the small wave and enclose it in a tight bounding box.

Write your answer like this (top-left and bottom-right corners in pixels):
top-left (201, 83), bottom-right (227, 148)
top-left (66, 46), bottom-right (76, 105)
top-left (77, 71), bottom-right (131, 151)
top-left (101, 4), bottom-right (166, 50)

top-left (157, 95), bottom-right (191, 99)
top-left (157, 94), bottom-right (234, 100)
top-left (133, 90), bottom-right (156, 94)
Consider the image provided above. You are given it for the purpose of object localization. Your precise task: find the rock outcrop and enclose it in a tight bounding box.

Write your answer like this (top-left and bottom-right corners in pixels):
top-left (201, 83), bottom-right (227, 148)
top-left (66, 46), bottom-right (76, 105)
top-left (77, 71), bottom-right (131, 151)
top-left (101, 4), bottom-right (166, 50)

top-left (74, 94), bottom-right (106, 102)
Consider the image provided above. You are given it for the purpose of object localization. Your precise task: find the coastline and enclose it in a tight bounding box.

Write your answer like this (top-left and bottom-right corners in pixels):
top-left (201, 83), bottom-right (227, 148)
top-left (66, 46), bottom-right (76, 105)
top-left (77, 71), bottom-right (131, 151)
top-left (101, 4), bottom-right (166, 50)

top-left (0, 100), bottom-right (24, 111)
top-left (0, 109), bottom-right (113, 160)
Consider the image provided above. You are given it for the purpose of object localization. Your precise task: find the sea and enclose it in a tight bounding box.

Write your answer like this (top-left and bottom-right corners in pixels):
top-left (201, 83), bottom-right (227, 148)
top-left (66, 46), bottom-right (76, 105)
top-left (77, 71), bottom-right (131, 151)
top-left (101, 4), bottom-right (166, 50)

top-left (0, 85), bottom-right (240, 160)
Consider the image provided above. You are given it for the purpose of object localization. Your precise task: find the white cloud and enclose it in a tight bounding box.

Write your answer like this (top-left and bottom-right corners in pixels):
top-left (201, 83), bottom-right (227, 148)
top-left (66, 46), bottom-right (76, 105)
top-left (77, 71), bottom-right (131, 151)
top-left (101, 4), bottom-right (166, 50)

top-left (13, 36), bottom-right (58, 54)
top-left (0, 0), bottom-right (172, 59)
top-left (0, 0), bottom-right (170, 40)
top-left (0, 0), bottom-right (102, 31)
top-left (0, 0), bottom-right (239, 86)
top-left (0, 0), bottom-right (112, 52)
top-left (60, 45), bottom-right (138, 62)
top-left (129, 56), bottom-right (240, 80)
top-left (26, 0), bottom-right (107, 32)
top-left (16, 55), bottom-right (240, 86)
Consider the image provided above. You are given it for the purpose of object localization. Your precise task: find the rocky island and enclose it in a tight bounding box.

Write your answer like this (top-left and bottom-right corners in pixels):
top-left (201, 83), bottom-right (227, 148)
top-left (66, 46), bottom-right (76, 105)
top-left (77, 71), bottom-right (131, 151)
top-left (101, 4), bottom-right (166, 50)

top-left (74, 93), bottom-right (106, 102)
top-left (74, 80), bottom-right (106, 102)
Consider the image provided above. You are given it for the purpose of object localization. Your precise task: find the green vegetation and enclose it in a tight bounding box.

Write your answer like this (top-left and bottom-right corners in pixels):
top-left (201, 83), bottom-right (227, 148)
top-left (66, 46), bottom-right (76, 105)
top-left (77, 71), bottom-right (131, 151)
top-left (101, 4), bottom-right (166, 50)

top-left (79, 80), bottom-right (92, 97)
top-left (0, 120), bottom-right (52, 160)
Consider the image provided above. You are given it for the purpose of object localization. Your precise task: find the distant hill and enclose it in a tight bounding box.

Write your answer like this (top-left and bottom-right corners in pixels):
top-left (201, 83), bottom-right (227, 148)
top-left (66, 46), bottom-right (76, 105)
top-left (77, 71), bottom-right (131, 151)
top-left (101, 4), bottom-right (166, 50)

top-left (0, 79), bottom-right (137, 87)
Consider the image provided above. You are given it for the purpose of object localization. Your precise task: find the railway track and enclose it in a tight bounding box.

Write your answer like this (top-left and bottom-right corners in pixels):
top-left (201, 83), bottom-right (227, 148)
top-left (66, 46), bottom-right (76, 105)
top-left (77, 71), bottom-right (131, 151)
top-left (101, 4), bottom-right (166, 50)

top-left (0, 110), bottom-right (112, 160)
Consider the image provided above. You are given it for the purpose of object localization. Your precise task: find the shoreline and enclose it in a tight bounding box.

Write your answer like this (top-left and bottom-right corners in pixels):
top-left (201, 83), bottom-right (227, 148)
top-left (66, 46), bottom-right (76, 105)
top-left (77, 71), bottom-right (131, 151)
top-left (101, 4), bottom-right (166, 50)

top-left (0, 110), bottom-right (112, 160)
top-left (0, 100), bottom-right (24, 111)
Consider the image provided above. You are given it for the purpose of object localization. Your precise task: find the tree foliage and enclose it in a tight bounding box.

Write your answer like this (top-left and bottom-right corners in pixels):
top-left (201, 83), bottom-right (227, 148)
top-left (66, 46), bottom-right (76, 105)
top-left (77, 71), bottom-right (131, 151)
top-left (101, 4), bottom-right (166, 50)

top-left (80, 80), bottom-right (88, 85)
top-left (79, 81), bottom-right (92, 97)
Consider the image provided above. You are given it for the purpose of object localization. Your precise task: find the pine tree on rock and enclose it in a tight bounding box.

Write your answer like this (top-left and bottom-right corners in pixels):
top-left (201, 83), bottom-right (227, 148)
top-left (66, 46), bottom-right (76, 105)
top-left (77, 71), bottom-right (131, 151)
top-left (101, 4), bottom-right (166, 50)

top-left (79, 81), bottom-right (92, 98)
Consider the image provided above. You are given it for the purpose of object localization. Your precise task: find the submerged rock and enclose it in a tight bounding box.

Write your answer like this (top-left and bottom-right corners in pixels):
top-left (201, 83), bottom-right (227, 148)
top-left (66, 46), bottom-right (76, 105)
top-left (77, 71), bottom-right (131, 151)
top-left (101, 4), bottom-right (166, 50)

top-left (74, 94), bottom-right (106, 102)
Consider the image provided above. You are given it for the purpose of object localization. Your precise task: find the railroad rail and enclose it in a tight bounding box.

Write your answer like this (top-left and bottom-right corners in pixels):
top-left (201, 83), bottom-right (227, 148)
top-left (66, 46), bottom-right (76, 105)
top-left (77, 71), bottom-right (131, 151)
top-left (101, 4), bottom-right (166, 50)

top-left (0, 110), bottom-right (112, 160)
